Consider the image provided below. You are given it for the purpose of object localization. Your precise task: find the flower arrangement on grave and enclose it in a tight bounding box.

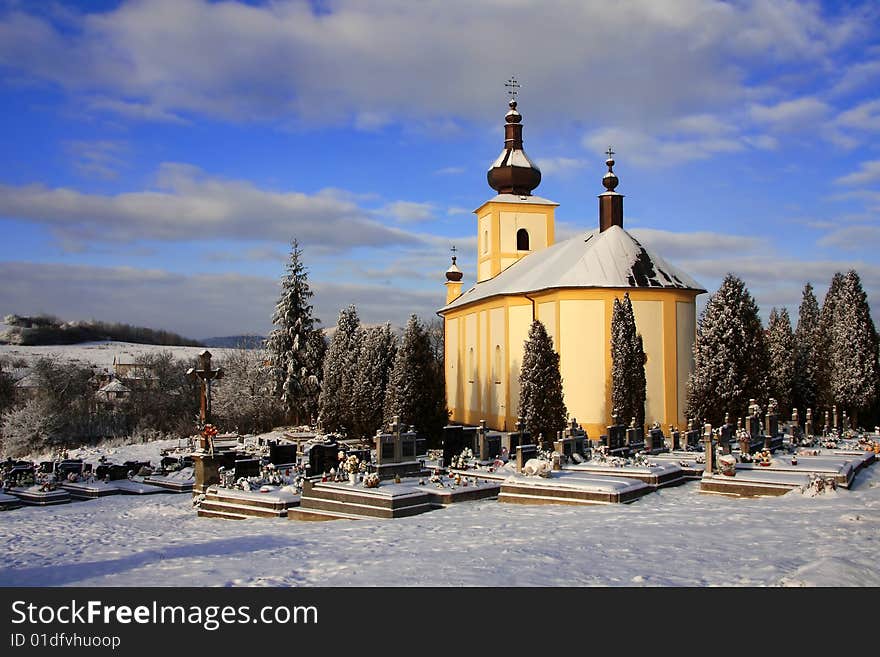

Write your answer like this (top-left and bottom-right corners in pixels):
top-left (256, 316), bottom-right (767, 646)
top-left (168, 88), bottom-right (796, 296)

top-left (449, 447), bottom-right (474, 470)
top-left (363, 472), bottom-right (380, 488)
top-left (339, 453), bottom-right (362, 475)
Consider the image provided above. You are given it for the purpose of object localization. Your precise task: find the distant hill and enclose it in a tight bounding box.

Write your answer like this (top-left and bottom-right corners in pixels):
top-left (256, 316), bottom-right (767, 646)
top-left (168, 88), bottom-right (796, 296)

top-left (201, 335), bottom-right (266, 349)
top-left (1, 314), bottom-right (203, 347)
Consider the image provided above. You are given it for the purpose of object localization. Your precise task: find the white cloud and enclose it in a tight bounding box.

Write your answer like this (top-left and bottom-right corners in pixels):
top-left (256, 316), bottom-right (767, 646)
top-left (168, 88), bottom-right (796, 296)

top-left (0, 163), bottom-right (426, 250)
top-left (835, 99), bottom-right (880, 132)
top-left (63, 139), bottom-right (128, 180)
top-left (749, 97), bottom-right (830, 129)
top-left (435, 166), bottom-right (465, 176)
top-left (535, 157), bottom-right (587, 176)
top-left (583, 125), bottom-right (745, 168)
top-left (834, 160), bottom-right (880, 186)
top-left (0, 0), bottom-right (868, 129)
top-left (629, 228), bottom-right (764, 260)
top-left (817, 225), bottom-right (880, 251)
top-left (379, 201), bottom-right (436, 224)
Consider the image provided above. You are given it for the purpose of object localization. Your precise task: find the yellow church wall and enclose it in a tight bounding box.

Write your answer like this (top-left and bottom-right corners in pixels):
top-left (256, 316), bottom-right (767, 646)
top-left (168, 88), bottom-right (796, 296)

top-left (631, 299), bottom-right (664, 427)
top-left (559, 299), bottom-right (606, 435)
top-left (499, 211), bottom-right (549, 253)
top-left (445, 316), bottom-right (460, 419)
top-left (443, 286), bottom-right (699, 436)
top-left (464, 313), bottom-right (478, 423)
top-left (507, 302), bottom-right (532, 428)
top-left (676, 300), bottom-right (696, 428)
top-left (488, 307), bottom-right (506, 427)
top-left (477, 213), bottom-right (492, 282)
top-left (537, 301), bottom-right (557, 348)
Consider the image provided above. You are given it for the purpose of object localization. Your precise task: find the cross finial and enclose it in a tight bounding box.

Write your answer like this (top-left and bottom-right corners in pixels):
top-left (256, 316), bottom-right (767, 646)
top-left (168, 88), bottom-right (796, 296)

top-left (450, 245), bottom-right (457, 255)
top-left (606, 146), bottom-right (615, 159)
top-left (505, 76), bottom-right (520, 100)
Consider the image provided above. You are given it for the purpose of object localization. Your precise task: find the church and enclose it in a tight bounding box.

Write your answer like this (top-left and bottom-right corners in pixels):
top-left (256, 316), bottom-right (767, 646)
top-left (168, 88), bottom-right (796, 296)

top-left (438, 96), bottom-right (706, 439)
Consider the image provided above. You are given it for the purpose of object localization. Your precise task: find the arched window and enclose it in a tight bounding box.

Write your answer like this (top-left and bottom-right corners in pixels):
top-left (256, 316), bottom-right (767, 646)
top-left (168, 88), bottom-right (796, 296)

top-left (468, 347), bottom-right (475, 383)
top-left (483, 230), bottom-right (489, 254)
top-left (494, 345), bottom-right (502, 384)
top-left (516, 228), bottom-right (530, 251)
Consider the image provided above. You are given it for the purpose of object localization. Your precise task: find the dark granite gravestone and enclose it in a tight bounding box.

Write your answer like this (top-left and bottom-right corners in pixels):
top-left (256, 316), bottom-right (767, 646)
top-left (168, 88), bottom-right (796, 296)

top-left (234, 458), bottom-right (261, 479)
top-left (718, 423), bottom-right (733, 455)
top-left (307, 441), bottom-right (339, 477)
top-left (478, 431), bottom-right (503, 461)
top-left (56, 460), bottom-right (84, 478)
top-left (442, 425), bottom-right (470, 469)
top-left (377, 434), bottom-right (396, 462)
top-left (516, 444), bottom-right (538, 473)
top-left (669, 427), bottom-right (681, 450)
top-left (416, 437), bottom-right (427, 456)
top-left (461, 426), bottom-right (480, 453)
top-left (401, 431), bottom-right (417, 459)
top-left (626, 426), bottom-right (645, 452)
top-left (684, 427), bottom-right (701, 449)
top-left (269, 442), bottom-right (298, 466)
top-left (747, 415), bottom-right (762, 441)
top-left (805, 408), bottom-right (814, 438)
top-left (39, 461), bottom-right (54, 474)
top-left (766, 413), bottom-right (779, 439)
top-left (647, 427), bottom-right (664, 452)
top-left (605, 424), bottom-right (627, 453)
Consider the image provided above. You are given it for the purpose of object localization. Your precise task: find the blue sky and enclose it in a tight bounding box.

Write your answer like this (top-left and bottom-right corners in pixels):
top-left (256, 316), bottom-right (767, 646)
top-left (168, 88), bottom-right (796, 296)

top-left (0, 0), bottom-right (878, 339)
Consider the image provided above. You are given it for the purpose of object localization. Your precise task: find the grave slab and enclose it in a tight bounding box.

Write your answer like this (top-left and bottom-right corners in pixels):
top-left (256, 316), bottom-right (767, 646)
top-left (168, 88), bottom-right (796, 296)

top-left (0, 492), bottom-right (23, 511)
top-left (60, 480), bottom-right (122, 500)
top-left (198, 485), bottom-right (300, 520)
top-left (498, 471), bottom-right (651, 506)
top-left (8, 486), bottom-right (72, 506)
top-left (109, 480), bottom-right (172, 495)
top-left (290, 479), bottom-right (434, 521)
top-left (563, 461), bottom-right (686, 488)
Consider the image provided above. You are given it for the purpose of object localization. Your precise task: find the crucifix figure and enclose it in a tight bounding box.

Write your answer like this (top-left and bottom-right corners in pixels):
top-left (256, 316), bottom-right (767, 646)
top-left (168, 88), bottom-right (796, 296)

top-left (187, 350), bottom-right (224, 425)
top-left (505, 76), bottom-right (520, 100)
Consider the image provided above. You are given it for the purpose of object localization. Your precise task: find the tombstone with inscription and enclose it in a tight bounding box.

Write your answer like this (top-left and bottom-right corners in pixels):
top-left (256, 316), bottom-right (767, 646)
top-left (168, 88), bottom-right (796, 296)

top-left (234, 458), bottom-right (261, 479)
top-left (718, 415), bottom-right (733, 455)
top-left (805, 408), bottom-right (814, 438)
top-left (268, 441), bottom-right (298, 467)
top-left (374, 416), bottom-right (426, 479)
top-left (668, 425), bottom-right (680, 451)
top-left (625, 418), bottom-right (645, 453)
top-left (646, 422), bottom-right (664, 453)
top-left (442, 425), bottom-right (466, 470)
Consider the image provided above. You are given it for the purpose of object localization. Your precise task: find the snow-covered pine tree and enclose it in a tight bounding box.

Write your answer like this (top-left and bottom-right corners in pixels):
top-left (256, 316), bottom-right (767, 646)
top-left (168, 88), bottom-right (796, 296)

top-left (264, 238), bottom-right (320, 425)
top-left (383, 315), bottom-right (446, 443)
top-left (351, 323), bottom-right (397, 439)
top-left (686, 273), bottom-right (768, 425)
top-left (302, 329), bottom-right (327, 426)
top-left (518, 319), bottom-right (567, 447)
top-left (830, 270), bottom-right (879, 425)
top-left (815, 272), bottom-right (845, 410)
top-left (611, 293), bottom-right (646, 427)
top-left (318, 306), bottom-right (362, 433)
top-left (792, 283), bottom-right (820, 415)
top-left (766, 307), bottom-right (795, 416)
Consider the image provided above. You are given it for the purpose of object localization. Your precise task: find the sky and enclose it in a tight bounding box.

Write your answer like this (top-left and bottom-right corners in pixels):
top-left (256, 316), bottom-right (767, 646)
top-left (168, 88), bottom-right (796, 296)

top-left (0, 0), bottom-right (879, 339)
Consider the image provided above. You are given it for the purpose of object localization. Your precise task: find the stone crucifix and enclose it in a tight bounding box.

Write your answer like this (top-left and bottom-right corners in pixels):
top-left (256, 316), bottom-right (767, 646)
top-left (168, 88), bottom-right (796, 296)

top-left (187, 350), bottom-right (224, 425)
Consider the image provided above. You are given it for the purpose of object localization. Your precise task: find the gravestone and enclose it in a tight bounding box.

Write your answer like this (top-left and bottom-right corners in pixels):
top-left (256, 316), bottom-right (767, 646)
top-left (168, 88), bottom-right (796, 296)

top-left (833, 405), bottom-right (839, 431)
top-left (186, 350), bottom-right (224, 425)
top-left (234, 458), bottom-right (261, 479)
top-left (478, 432), bottom-right (502, 461)
top-left (625, 423), bottom-right (645, 452)
top-left (805, 408), bottom-right (814, 438)
top-left (668, 425), bottom-right (681, 451)
top-left (374, 416), bottom-right (425, 479)
top-left (703, 424), bottom-right (716, 474)
top-left (506, 417), bottom-right (532, 458)
top-left (441, 425), bottom-right (467, 469)
top-left (605, 419), bottom-right (627, 453)
top-left (516, 444), bottom-right (538, 473)
top-left (684, 420), bottom-right (701, 449)
top-left (461, 425), bottom-right (480, 453)
top-left (718, 422), bottom-right (733, 455)
top-left (646, 425), bottom-right (664, 452)
top-left (307, 441), bottom-right (340, 477)
top-left (268, 441), bottom-right (298, 466)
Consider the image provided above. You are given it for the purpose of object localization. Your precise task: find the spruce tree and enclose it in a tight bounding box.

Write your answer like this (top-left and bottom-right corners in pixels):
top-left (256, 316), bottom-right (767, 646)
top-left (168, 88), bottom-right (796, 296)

top-left (518, 319), bottom-right (567, 447)
top-left (318, 305), bottom-right (362, 433)
top-left (831, 270), bottom-right (879, 425)
top-left (611, 293), bottom-right (646, 427)
top-left (383, 315), bottom-right (446, 443)
top-left (792, 283), bottom-right (820, 415)
top-left (264, 238), bottom-right (320, 425)
top-left (302, 329), bottom-right (327, 425)
top-left (815, 272), bottom-right (845, 410)
top-left (351, 323), bottom-right (397, 439)
top-left (686, 273), bottom-right (768, 426)
top-left (766, 307), bottom-right (795, 416)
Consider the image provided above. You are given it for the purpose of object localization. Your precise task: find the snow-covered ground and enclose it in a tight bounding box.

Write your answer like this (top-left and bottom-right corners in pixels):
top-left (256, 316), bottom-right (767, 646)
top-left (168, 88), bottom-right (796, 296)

top-left (0, 340), bottom-right (236, 369)
top-left (1, 439), bottom-right (879, 587)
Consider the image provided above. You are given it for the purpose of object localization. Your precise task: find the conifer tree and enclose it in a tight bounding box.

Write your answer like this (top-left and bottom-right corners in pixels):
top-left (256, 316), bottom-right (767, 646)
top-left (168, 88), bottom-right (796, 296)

top-left (686, 273), bottom-right (768, 425)
top-left (766, 307), bottom-right (795, 416)
top-left (351, 323), bottom-right (397, 439)
top-left (302, 329), bottom-right (327, 425)
top-left (830, 270), bottom-right (879, 425)
top-left (815, 272), bottom-right (845, 410)
top-left (383, 315), bottom-right (446, 443)
top-left (318, 306), bottom-right (362, 433)
top-left (611, 293), bottom-right (646, 427)
top-left (792, 283), bottom-right (820, 415)
top-left (264, 239), bottom-right (320, 425)
top-left (518, 320), bottom-right (567, 447)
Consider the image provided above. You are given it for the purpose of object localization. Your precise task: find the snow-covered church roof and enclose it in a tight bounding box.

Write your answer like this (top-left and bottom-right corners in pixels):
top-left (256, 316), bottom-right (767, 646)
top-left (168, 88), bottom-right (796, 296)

top-left (441, 225), bottom-right (705, 313)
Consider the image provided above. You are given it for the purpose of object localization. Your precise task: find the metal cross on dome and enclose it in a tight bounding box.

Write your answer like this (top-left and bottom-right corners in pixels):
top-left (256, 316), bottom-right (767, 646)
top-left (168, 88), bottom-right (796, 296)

top-left (505, 76), bottom-right (520, 100)
top-left (606, 146), bottom-right (615, 158)
top-left (450, 245), bottom-right (457, 255)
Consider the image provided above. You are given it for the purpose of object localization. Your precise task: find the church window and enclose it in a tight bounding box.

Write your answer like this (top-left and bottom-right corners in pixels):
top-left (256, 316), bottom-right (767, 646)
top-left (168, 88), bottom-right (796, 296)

top-left (468, 347), bottom-right (475, 383)
top-left (516, 228), bottom-right (530, 251)
top-left (494, 345), bottom-right (502, 384)
top-left (483, 230), bottom-right (489, 254)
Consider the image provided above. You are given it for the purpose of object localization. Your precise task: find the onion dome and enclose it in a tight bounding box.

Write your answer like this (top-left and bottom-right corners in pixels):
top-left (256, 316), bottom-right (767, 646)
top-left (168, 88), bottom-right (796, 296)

top-left (487, 99), bottom-right (542, 195)
top-left (445, 255), bottom-right (463, 282)
top-left (602, 150), bottom-right (619, 192)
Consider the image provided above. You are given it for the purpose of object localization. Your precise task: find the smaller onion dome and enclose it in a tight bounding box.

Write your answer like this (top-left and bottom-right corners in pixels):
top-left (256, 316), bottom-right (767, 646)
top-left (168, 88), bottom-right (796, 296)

top-left (487, 98), bottom-right (542, 195)
top-left (445, 255), bottom-right (463, 282)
